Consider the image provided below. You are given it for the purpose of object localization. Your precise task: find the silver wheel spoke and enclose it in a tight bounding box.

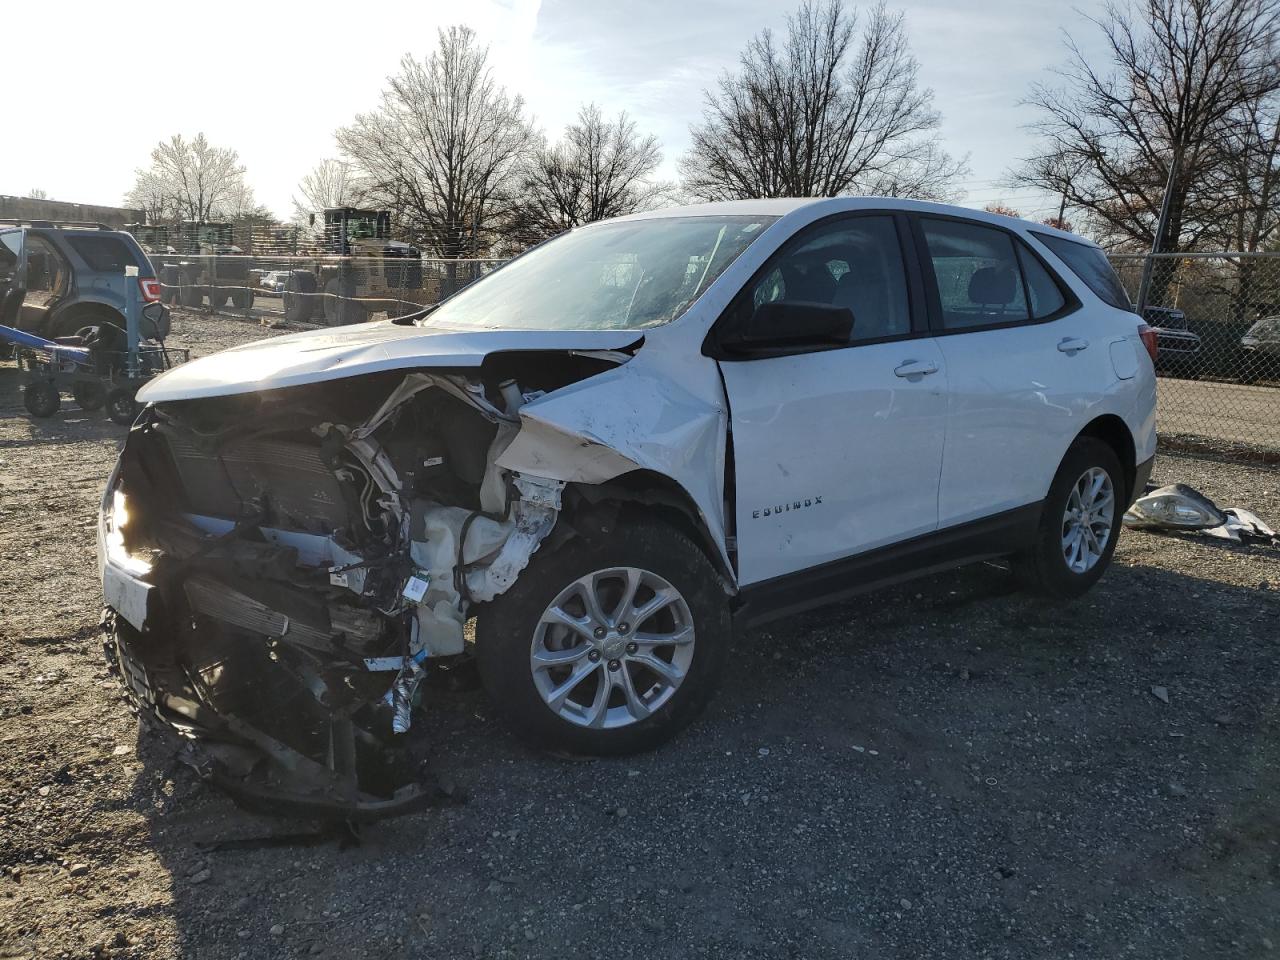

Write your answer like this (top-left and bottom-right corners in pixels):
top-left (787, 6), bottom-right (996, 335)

top-left (632, 587), bottom-right (678, 627)
top-left (577, 578), bottom-right (610, 627)
top-left (629, 652), bottom-right (684, 686)
top-left (612, 567), bottom-right (643, 623)
top-left (542, 605), bottom-right (595, 642)
top-left (584, 670), bottom-right (612, 728)
top-left (546, 660), bottom-right (600, 712)
top-left (616, 666), bottom-right (651, 721)
top-left (531, 644), bottom-right (590, 668)
top-left (634, 624), bottom-right (695, 648)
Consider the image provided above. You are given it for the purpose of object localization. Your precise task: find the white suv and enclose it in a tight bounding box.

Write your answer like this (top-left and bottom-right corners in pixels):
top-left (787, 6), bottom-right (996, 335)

top-left (99, 198), bottom-right (1156, 816)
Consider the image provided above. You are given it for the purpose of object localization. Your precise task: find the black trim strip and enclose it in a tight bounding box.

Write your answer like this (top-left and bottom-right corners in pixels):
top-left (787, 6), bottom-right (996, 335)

top-left (733, 502), bottom-right (1043, 628)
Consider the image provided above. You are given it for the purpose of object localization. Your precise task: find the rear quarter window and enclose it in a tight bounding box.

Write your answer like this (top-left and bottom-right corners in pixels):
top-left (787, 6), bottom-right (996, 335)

top-left (67, 235), bottom-right (139, 273)
top-left (1033, 233), bottom-right (1131, 311)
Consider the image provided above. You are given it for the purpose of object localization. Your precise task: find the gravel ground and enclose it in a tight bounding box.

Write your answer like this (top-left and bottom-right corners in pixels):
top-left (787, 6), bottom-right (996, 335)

top-left (1, 311), bottom-right (1278, 959)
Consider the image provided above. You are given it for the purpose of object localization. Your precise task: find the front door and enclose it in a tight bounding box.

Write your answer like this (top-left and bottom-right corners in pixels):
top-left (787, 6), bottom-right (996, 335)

top-left (715, 213), bottom-right (948, 586)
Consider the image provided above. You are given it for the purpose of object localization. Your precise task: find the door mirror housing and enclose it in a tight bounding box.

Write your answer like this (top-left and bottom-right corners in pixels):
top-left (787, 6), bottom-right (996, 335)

top-left (719, 300), bottom-right (854, 356)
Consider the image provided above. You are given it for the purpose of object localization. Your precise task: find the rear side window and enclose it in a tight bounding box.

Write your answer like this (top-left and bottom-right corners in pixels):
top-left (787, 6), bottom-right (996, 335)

top-left (921, 218), bottom-right (1030, 329)
top-left (1017, 245), bottom-right (1066, 318)
top-left (1034, 233), bottom-right (1130, 310)
top-left (67, 235), bottom-right (136, 273)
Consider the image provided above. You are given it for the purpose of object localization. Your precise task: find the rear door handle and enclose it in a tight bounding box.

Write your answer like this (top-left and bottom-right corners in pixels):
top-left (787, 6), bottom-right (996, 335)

top-left (1057, 337), bottom-right (1090, 354)
top-left (894, 359), bottom-right (939, 378)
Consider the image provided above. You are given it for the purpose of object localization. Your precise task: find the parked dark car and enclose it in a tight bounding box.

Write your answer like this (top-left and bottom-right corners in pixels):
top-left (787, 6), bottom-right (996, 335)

top-left (1239, 315), bottom-right (1280, 383)
top-left (1142, 305), bottom-right (1201, 377)
top-left (0, 220), bottom-right (170, 347)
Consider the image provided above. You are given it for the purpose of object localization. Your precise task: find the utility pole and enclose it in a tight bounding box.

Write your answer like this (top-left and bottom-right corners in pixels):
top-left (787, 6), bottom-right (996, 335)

top-left (1135, 145), bottom-right (1182, 313)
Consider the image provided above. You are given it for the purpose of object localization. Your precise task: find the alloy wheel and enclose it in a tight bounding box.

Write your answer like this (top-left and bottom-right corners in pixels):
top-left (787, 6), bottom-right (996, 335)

top-left (530, 566), bottom-right (696, 729)
top-left (1061, 466), bottom-right (1115, 574)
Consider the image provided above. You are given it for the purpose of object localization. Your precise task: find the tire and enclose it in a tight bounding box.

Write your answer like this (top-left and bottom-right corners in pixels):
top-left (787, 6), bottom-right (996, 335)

top-left (283, 272), bottom-right (317, 323)
top-left (322, 277), bottom-right (366, 326)
top-left (23, 381), bottom-right (60, 417)
top-left (72, 381), bottom-right (107, 411)
top-left (1012, 437), bottom-right (1125, 599)
top-left (106, 388), bottom-right (140, 426)
top-left (476, 519), bottom-right (731, 756)
top-left (230, 287), bottom-right (254, 310)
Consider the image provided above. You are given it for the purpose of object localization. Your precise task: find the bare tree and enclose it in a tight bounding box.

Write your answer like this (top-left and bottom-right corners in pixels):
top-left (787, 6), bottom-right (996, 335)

top-left (1012, 0), bottom-right (1280, 256)
top-left (291, 159), bottom-right (368, 225)
top-left (679, 0), bottom-right (967, 201)
top-left (509, 104), bottom-right (670, 242)
top-left (125, 133), bottom-right (255, 223)
top-left (336, 26), bottom-right (535, 259)
top-left (26, 188), bottom-right (48, 201)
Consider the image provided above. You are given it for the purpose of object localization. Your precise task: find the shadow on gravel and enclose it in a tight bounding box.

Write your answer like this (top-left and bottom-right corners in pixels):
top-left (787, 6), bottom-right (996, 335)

top-left (114, 552), bottom-right (1280, 959)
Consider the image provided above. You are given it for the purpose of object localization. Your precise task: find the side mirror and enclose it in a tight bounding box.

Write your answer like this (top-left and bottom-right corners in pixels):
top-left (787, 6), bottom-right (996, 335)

top-left (721, 300), bottom-right (854, 355)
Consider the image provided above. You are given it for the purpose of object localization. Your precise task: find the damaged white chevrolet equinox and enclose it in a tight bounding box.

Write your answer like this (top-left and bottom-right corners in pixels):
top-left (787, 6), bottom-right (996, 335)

top-left (99, 198), bottom-right (1157, 817)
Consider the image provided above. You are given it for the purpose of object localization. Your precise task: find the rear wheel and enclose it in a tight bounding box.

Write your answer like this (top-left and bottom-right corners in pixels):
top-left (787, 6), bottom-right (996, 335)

top-left (477, 520), bottom-right (731, 756)
top-left (1012, 437), bottom-right (1124, 599)
top-left (23, 381), bottom-right (60, 417)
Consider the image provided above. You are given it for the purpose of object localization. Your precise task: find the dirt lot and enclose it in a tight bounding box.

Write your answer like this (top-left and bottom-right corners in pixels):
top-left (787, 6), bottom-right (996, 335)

top-left (1, 309), bottom-right (1279, 960)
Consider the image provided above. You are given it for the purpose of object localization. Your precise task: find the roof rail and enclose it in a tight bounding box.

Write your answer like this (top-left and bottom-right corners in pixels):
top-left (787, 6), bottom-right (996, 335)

top-left (0, 219), bottom-right (114, 230)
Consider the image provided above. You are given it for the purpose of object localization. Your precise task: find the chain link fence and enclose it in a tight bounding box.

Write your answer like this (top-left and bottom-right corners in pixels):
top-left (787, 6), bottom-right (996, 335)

top-left (1109, 251), bottom-right (1280, 456)
top-left (152, 252), bottom-right (505, 327)
top-left (139, 244), bottom-right (1279, 456)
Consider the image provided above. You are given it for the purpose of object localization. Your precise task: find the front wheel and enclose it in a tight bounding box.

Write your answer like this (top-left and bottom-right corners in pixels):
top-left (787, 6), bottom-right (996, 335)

top-left (24, 381), bottom-right (60, 417)
top-left (106, 388), bottom-right (140, 426)
top-left (1012, 437), bottom-right (1124, 599)
top-left (476, 520), bottom-right (731, 756)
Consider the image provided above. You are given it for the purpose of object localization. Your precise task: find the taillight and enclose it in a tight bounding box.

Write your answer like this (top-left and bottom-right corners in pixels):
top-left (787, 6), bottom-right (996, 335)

top-left (1138, 323), bottom-right (1158, 364)
top-left (139, 278), bottom-right (162, 302)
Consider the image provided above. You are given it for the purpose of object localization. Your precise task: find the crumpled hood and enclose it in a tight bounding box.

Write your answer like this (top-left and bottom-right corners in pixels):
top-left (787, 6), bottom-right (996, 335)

top-left (138, 321), bottom-right (642, 402)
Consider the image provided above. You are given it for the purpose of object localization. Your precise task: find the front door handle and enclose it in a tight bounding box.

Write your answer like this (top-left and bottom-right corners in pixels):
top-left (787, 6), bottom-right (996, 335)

top-left (1057, 337), bottom-right (1090, 355)
top-left (894, 359), bottom-right (939, 378)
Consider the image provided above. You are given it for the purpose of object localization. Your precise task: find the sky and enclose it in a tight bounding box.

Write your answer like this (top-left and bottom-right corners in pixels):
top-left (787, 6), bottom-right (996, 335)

top-left (1, 0), bottom-right (1110, 222)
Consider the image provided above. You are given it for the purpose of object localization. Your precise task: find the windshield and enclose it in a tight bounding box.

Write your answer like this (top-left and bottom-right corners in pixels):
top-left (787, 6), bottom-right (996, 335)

top-left (419, 215), bottom-right (776, 331)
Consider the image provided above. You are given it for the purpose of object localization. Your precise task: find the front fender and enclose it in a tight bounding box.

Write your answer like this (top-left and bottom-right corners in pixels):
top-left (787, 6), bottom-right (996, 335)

top-left (494, 363), bottom-right (732, 577)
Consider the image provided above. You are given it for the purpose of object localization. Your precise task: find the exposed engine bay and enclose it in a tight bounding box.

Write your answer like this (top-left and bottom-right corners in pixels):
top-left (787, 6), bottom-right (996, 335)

top-left (101, 364), bottom-right (606, 819)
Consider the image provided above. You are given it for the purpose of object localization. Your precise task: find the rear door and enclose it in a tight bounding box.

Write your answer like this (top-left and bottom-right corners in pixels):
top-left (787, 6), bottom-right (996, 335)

top-left (715, 212), bottom-right (948, 585)
top-left (913, 215), bottom-right (1091, 528)
top-left (0, 229), bottom-right (26, 328)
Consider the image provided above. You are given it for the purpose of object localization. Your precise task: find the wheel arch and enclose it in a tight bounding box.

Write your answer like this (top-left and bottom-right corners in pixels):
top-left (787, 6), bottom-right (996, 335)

top-left (1074, 414), bottom-right (1137, 501)
top-left (563, 470), bottom-right (737, 593)
top-left (49, 300), bottom-right (127, 338)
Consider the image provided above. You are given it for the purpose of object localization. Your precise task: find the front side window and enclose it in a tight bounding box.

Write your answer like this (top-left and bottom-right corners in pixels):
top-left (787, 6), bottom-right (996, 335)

top-left (420, 215), bottom-right (776, 332)
top-left (1034, 233), bottom-right (1131, 311)
top-left (744, 214), bottom-right (910, 343)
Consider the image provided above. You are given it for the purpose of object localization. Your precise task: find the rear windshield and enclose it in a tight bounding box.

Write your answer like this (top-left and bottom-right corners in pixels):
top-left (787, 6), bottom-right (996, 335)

top-left (1033, 233), bottom-right (1131, 311)
top-left (67, 235), bottom-right (142, 273)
